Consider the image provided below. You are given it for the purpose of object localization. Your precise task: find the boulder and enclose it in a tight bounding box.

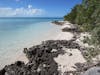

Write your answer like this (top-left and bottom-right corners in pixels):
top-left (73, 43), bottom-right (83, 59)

top-left (83, 67), bottom-right (100, 75)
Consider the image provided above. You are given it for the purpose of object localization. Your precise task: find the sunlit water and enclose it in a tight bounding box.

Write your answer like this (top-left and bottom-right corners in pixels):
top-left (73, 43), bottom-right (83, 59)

top-left (0, 17), bottom-right (63, 69)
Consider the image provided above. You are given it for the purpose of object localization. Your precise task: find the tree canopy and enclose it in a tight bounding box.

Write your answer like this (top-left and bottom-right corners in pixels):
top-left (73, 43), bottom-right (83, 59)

top-left (64, 0), bottom-right (100, 45)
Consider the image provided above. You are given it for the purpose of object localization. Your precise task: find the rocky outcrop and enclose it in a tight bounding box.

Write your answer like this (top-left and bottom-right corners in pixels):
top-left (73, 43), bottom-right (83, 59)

top-left (83, 67), bottom-right (100, 75)
top-left (65, 62), bottom-right (100, 75)
top-left (52, 21), bottom-right (64, 25)
top-left (61, 24), bottom-right (81, 33)
top-left (0, 40), bottom-right (81, 75)
top-left (62, 26), bottom-right (78, 32)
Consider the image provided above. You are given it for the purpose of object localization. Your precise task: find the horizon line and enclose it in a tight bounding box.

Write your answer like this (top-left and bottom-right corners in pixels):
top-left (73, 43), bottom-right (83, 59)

top-left (0, 17), bottom-right (63, 19)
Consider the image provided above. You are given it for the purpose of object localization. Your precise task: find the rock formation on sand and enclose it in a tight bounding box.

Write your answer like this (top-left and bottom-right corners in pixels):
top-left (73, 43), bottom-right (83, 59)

top-left (0, 21), bottom-right (100, 75)
top-left (0, 40), bottom-right (81, 75)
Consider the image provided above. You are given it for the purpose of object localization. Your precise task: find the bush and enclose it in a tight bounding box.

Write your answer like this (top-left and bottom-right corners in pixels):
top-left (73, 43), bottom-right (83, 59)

top-left (91, 27), bottom-right (100, 45)
top-left (81, 23), bottom-right (94, 32)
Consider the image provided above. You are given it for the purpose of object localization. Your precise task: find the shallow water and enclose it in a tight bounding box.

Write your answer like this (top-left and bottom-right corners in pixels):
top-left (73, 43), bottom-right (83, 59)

top-left (0, 17), bottom-right (62, 69)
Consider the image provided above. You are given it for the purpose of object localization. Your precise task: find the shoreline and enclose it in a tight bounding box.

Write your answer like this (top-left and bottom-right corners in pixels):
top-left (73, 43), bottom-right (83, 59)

top-left (0, 21), bottom-right (61, 69)
top-left (18, 21), bottom-right (79, 65)
top-left (16, 21), bottom-right (76, 66)
top-left (0, 21), bottom-right (98, 75)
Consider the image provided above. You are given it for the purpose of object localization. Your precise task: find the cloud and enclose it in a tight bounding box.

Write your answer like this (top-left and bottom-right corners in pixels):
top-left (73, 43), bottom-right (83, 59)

top-left (28, 5), bottom-right (32, 9)
top-left (0, 5), bottom-right (44, 17)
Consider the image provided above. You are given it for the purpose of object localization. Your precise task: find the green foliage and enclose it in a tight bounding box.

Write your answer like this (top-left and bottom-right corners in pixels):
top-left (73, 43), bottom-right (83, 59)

top-left (80, 23), bottom-right (94, 32)
top-left (64, 0), bottom-right (100, 61)
top-left (64, 5), bottom-right (78, 23)
top-left (64, 0), bottom-right (100, 46)
top-left (83, 48), bottom-right (100, 62)
top-left (64, 0), bottom-right (100, 26)
top-left (91, 26), bottom-right (100, 45)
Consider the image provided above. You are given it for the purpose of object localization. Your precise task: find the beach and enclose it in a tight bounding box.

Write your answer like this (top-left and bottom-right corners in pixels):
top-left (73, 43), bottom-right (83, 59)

top-left (52, 21), bottom-right (86, 73)
top-left (0, 20), bottom-right (91, 75)
top-left (17, 21), bottom-right (86, 74)
top-left (0, 0), bottom-right (99, 75)
top-left (0, 18), bottom-right (62, 69)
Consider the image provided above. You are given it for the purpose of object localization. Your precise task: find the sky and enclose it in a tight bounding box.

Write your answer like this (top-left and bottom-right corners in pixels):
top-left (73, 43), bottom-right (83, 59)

top-left (0, 0), bottom-right (82, 17)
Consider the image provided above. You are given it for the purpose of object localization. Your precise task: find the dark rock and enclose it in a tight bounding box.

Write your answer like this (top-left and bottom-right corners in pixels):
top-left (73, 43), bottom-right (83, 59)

top-left (0, 40), bottom-right (82, 75)
top-left (23, 48), bottom-right (28, 54)
top-left (69, 53), bottom-right (72, 56)
top-left (61, 24), bottom-right (81, 33)
top-left (83, 67), bottom-right (100, 75)
top-left (0, 69), bottom-right (6, 75)
top-left (52, 21), bottom-right (64, 25)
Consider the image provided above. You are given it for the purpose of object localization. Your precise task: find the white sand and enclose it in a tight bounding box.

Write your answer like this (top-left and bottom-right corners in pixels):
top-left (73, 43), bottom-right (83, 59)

top-left (53, 21), bottom-right (86, 74)
top-left (61, 22), bottom-right (74, 29)
top-left (53, 21), bottom-right (74, 40)
top-left (54, 32), bottom-right (74, 40)
top-left (14, 52), bottom-right (29, 64)
top-left (54, 48), bottom-right (86, 72)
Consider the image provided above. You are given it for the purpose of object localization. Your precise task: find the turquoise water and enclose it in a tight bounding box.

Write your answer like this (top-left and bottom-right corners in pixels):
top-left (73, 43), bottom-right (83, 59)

top-left (0, 17), bottom-right (62, 68)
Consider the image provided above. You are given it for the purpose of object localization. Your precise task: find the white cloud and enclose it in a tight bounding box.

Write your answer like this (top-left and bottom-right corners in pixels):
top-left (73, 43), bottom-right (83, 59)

top-left (28, 5), bottom-right (32, 9)
top-left (0, 5), bottom-right (44, 17)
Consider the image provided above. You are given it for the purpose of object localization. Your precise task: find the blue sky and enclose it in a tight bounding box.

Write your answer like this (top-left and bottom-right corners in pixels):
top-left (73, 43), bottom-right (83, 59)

top-left (0, 0), bottom-right (82, 17)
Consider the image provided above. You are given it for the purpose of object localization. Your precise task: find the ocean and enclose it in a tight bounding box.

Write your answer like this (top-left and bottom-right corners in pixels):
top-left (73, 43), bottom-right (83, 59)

top-left (0, 17), bottom-right (63, 69)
